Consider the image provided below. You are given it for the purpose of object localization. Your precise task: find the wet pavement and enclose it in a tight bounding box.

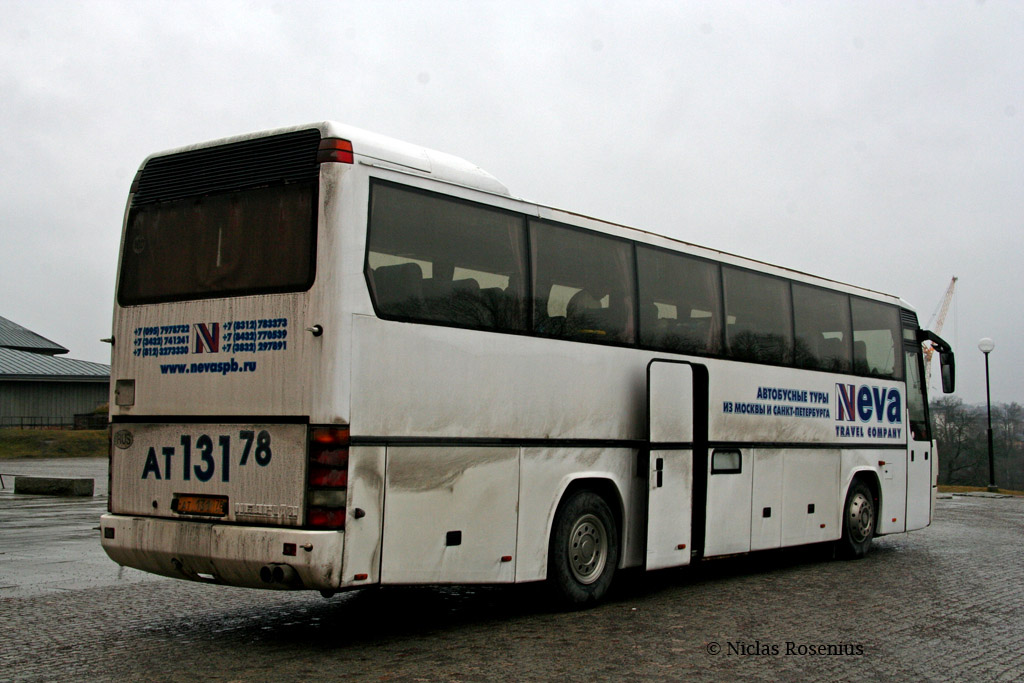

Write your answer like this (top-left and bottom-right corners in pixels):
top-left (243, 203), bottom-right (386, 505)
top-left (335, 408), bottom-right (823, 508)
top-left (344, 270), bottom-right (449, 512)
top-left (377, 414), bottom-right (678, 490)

top-left (2, 458), bottom-right (1024, 681)
top-left (0, 457), bottom-right (161, 597)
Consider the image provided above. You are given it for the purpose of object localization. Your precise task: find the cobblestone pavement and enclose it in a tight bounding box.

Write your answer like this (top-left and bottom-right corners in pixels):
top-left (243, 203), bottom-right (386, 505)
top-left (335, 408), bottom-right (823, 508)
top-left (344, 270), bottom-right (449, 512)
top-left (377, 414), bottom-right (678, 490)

top-left (2, 488), bottom-right (1023, 681)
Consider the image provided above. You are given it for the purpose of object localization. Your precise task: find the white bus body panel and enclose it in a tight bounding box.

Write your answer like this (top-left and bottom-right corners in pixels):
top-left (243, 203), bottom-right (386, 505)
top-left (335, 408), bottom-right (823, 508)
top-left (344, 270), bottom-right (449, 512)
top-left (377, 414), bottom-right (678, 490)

top-left (374, 444), bottom-right (639, 586)
top-left (750, 450), bottom-right (784, 551)
top-left (704, 455), bottom-right (754, 556)
top-left (877, 453), bottom-right (907, 534)
top-left (349, 315), bottom-right (647, 441)
top-left (746, 449), bottom-right (842, 552)
top-left (341, 445), bottom-right (387, 586)
top-left (380, 446), bottom-right (519, 584)
top-left (110, 294), bottom-right (315, 418)
top-left (779, 450), bottom-right (840, 546)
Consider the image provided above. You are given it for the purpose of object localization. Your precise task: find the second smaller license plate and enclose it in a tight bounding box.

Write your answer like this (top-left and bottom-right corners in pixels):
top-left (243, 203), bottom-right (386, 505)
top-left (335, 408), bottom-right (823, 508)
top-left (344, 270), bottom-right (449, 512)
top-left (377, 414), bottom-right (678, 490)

top-left (174, 494), bottom-right (228, 516)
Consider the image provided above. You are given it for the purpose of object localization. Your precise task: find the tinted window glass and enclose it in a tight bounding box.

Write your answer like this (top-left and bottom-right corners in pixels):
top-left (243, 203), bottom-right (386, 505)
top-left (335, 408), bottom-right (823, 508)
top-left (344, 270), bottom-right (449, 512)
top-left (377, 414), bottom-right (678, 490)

top-left (723, 267), bottom-right (793, 364)
top-left (530, 220), bottom-right (635, 344)
top-left (637, 246), bottom-right (722, 355)
top-left (793, 284), bottom-right (852, 372)
top-left (851, 297), bottom-right (902, 379)
top-left (119, 182), bottom-right (317, 305)
top-left (905, 347), bottom-right (929, 440)
top-left (366, 182), bottom-right (527, 331)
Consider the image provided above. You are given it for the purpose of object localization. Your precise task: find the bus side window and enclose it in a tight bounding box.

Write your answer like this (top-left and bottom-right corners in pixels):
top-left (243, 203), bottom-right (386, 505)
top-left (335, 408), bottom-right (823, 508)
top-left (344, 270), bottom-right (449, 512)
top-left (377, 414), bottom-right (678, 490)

top-left (366, 181), bottom-right (528, 332)
top-left (851, 297), bottom-right (903, 380)
top-left (529, 219), bottom-right (636, 345)
top-left (723, 267), bottom-right (793, 365)
top-left (905, 347), bottom-right (930, 440)
top-left (853, 340), bottom-right (869, 374)
top-left (636, 245), bottom-right (722, 355)
top-left (793, 283), bottom-right (852, 372)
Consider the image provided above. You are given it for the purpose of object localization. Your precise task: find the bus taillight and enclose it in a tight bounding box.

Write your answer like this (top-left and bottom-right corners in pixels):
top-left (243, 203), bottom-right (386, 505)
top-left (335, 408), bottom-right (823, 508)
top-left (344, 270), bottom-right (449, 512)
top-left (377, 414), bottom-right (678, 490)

top-left (306, 426), bottom-right (350, 529)
top-left (309, 465), bottom-right (348, 488)
top-left (317, 138), bottom-right (354, 164)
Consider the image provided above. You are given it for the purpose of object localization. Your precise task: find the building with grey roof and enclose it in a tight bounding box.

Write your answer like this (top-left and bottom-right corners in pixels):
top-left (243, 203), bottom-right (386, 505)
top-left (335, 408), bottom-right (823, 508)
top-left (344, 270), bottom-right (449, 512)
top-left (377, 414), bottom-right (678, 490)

top-left (0, 316), bottom-right (69, 355)
top-left (0, 316), bottom-right (110, 428)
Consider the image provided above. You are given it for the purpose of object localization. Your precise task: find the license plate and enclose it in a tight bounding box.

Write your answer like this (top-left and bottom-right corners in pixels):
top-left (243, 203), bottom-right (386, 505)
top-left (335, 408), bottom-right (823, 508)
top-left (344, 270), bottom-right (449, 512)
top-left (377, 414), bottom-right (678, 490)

top-left (133, 428), bottom-right (281, 484)
top-left (173, 494), bottom-right (228, 516)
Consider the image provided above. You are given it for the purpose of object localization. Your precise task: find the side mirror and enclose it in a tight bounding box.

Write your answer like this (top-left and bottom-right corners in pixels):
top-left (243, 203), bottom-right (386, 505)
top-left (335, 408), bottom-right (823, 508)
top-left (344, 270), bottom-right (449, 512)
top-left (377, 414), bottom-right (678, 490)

top-left (918, 329), bottom-right (956, 394)
top-left (939, 350), bottom-right (955, 394)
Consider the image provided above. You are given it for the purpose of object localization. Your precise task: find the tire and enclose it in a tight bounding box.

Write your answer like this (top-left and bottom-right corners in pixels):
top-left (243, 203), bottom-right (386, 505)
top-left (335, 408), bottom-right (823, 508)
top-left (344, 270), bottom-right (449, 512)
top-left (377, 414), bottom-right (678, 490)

top-left (838, 480), bottom-right (876, 559)
top-left (548, 490), bottom-right (619, 607)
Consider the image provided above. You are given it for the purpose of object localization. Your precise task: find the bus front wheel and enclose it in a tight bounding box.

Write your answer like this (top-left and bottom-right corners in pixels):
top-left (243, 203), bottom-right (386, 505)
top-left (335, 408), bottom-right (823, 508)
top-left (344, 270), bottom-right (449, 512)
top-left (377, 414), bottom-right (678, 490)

top-left (838, 480), bottom-right (875, 559)
top-left (548, 490), bottom-right (619, 606)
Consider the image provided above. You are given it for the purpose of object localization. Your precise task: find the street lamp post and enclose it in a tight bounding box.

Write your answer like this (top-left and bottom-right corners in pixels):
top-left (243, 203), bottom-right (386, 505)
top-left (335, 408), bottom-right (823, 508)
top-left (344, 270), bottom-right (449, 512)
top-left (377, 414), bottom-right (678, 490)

top-left (978, 338), bottom-right (997, 492)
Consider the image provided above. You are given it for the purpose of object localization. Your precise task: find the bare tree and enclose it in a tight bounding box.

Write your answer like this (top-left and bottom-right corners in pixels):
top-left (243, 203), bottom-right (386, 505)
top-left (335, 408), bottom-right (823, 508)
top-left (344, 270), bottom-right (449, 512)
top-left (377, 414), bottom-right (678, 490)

top-left (994, 402), bottom-right (1024, 490)
top-left (932, 396), bottom-right (986, 485)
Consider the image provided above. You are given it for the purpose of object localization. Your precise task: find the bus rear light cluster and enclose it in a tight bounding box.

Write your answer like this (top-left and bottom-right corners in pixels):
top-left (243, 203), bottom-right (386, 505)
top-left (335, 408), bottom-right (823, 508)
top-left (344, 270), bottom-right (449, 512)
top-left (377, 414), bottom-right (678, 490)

top-left (308, 507), bottom-right (346, 529)
top-left (317, 138), bottom-right (354, 164)
top-left (306, 426), bottom-right (350, 529)
top-left (107, 426), bottom-right (114, 513)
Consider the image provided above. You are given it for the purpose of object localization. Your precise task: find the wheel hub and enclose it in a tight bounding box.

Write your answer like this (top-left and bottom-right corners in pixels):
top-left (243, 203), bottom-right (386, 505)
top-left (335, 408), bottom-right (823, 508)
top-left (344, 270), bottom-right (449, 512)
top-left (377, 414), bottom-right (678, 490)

top-left (848, 492), bottom-right (874, 543)
top-left (569, 514), bottom-right (607, 585)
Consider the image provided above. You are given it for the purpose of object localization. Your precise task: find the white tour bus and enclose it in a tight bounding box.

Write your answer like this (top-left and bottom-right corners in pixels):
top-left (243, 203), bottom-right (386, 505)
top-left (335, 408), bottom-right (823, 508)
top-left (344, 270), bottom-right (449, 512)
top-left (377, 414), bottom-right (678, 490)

top-left (101, 122), bottom-right (955, 605)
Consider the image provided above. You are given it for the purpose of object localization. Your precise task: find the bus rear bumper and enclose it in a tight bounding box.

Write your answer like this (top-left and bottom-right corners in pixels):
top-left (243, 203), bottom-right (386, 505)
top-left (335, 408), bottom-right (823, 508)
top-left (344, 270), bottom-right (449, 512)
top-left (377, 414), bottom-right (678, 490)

top-left (100, 513), bottom-right (344, 591)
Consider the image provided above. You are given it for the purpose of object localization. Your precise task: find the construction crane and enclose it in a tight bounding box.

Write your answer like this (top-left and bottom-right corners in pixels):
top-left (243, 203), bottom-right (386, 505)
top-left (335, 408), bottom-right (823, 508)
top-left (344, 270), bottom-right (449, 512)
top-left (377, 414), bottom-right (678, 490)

top-left (923, 276), bottom-right (957, 386)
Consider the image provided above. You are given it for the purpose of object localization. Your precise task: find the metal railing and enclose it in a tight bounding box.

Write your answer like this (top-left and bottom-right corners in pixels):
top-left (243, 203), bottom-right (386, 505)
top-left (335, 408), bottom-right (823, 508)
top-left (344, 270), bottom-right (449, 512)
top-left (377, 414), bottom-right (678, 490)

top-left (0, 415), bottom-right (108, 430)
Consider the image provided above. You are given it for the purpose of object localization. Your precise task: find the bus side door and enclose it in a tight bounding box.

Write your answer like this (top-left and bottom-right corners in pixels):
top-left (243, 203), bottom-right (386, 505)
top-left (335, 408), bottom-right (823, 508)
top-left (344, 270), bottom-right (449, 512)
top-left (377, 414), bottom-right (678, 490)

top-left (646, 360), bottom-right (708, 571)
top-left (905, 344), bottom-right (933, 530)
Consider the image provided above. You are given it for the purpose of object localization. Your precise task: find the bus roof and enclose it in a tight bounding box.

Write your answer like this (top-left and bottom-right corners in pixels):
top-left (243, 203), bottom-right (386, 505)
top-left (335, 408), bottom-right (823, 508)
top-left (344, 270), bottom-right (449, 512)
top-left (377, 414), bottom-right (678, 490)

top-left (142, 121), bottom-right (510, 197)
top-left (140, 122), bottom-right (908, 310)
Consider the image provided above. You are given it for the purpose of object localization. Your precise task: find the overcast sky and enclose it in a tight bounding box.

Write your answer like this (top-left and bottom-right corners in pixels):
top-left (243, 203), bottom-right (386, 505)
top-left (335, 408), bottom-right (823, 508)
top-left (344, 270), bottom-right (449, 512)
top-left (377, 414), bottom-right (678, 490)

top-left (2, 0), bottom-right (1021, 405)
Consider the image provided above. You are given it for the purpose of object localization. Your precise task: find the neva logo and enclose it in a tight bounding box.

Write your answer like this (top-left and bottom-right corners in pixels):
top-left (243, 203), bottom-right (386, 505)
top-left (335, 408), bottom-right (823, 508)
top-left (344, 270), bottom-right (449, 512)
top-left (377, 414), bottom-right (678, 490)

top-left (193, 323), bottom-right (220, 353)
top-left (836, 384), bottom-right (902, 424)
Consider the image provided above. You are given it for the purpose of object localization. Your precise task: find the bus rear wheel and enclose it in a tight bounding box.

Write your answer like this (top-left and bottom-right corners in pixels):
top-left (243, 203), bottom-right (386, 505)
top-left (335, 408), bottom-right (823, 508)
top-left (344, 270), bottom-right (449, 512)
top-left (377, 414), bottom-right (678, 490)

top-left (838, 480), bottom-right (875, 559)
top-left (548, 490), bottom-right (619, 607)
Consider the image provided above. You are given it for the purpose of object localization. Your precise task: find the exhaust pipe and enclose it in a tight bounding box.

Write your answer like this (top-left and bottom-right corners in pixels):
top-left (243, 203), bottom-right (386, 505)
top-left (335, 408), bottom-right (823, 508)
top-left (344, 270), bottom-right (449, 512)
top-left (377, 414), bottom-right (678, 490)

top-left (260, 563), bottom-right (298, 585)
top-left (272, 564), bottom-right (297, 584)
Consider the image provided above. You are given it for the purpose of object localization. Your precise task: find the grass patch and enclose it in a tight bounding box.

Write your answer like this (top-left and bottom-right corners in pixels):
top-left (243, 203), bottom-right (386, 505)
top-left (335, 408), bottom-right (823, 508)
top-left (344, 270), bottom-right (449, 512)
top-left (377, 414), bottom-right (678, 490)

top-left (938, 484), bottom-right (1024, 497)
top-left (0, 428), bottom-right (107, 459)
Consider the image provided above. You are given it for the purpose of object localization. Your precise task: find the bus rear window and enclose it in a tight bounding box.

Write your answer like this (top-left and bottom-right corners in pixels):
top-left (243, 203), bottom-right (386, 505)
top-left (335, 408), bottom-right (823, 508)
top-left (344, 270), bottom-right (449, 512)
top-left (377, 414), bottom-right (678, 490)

top-left (118, 182), bottom-right (317, 305)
